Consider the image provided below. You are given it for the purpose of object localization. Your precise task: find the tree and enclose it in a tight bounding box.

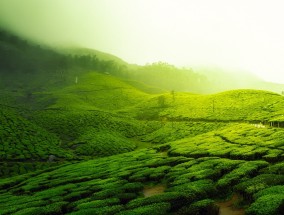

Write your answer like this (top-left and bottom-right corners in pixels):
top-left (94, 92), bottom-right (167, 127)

top-left (158, 95), bottom-right (166, 108)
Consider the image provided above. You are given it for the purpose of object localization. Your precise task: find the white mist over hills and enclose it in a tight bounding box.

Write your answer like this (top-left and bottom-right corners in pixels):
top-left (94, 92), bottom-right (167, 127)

top-left (0, 0), bottom-right (284, 83)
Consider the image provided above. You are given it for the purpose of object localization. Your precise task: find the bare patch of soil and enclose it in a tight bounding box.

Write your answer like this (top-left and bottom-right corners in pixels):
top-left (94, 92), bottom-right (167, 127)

top-left (216, 194), bottom-right (245, 215)
top-left (143, 184), bottom-right (166, 197)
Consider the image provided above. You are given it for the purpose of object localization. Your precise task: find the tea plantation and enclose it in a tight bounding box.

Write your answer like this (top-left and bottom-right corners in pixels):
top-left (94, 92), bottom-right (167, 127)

top-left (0, 147), bottom-right (283, 215)
top-left (0, 71), bottom-right (284, 214)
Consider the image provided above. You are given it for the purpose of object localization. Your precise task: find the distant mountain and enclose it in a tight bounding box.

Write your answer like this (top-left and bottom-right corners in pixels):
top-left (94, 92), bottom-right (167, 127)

top-left (127, 62), bottom-right (210, 94)
top-left (195, 66), bottom-right (284, 94)
top-left (1, 28), bottom-right (284, 95)
top-left (0, 29), bottom-right (127, 91)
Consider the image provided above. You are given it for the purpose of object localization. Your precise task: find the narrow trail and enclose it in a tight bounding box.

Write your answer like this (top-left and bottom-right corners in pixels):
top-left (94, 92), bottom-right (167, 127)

top-left (142, 184), bottom-right (166, 197)
top-left (216, 195), bottom-right (245, 215)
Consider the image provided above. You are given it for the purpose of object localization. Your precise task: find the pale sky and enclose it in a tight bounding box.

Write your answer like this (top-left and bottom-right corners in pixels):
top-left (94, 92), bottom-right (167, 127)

top-left (0, 0), bottom-right (284, 83)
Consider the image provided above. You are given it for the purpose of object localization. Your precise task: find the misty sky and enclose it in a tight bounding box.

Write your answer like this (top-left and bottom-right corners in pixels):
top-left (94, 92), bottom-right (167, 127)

top-left (0, 0), bottom-right (284, 83)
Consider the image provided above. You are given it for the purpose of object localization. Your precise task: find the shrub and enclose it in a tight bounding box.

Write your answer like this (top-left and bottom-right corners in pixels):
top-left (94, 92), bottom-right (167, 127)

top-left (246, 194), bottom-right (284, 215)
top-left (76, 198), bottom-right (120, 210)
top-left (92, 188), bottom-right (123, 200)
top-left (168, 179), bottom-right (216, 200)
top-left (126, 192), bottom-right (190, 210)
top-left (122, 182), bottom-right (143, 193)
top-left (12, 201), bottom-right (67, 215)
top-left (68, 205), bottom-right (124, 215)
top-left (176, 199), bottom-right (219, 215)
top-left (216, 161), bottom-right (269, 193)
top-left (235, 174), bottom-right (284, 200)
top-left (13, 207), bottom-right (43, 215)
top-left (118, 202), bottom-right (171, 215)
top-left (254, 186), bottom-right (284, 199)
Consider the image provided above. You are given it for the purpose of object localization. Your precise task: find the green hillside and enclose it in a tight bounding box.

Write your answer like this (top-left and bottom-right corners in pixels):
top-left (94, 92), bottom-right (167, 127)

top-left (0, 29), bottom-right (284, 215)
top-left (0, 29), bottom-right (128, 93)
top-left (0, 106), bottom-right (75, 178)
top-left (169, 123), bottom-right (284, 162)
top-left (46, 72), bottom-right (150, 111)
top-left (131, 89), bottom-right (284, 121)
top-left (30, 110), bottom-right (155, 152)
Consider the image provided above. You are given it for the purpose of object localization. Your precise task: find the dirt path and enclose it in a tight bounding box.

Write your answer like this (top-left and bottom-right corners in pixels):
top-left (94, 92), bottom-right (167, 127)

top-left (143, 184), bottom-right (166, 197)
top-left (216, 195), bottom-right (245, 215)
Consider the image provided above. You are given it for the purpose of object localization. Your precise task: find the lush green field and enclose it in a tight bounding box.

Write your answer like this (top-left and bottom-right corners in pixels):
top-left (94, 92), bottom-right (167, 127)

top-left (1, 71), bottom-right (284, 214)
top-left (0, 146), bottom-right (283, 215)
top-left (130, 89), bottom-right (284, 121)
top-left (1, 29), bottom-right (284, 214)
top-left (0, 107), bottom-right (75, 178)
top-left (169, 123), bottom-right (284, 162)
top-left (45, 72), bottom-right (150, 111)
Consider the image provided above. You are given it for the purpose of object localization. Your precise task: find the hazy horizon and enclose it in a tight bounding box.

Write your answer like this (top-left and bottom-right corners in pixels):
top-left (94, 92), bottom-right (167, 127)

top-left (1, 0), bottom-right (284, 83)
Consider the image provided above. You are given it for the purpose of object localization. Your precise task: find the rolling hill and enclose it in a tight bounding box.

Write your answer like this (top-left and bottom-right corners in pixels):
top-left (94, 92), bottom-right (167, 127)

top-left (128, 89), bottom-right (284, 122)
top-left (45, 72), bottom-right (150, 111)
top-left (0, 29), bottom-right (283, 214)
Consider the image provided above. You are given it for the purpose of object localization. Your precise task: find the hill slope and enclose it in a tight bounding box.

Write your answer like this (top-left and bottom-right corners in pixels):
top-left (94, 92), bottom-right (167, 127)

top-left (46, 72), bottom-right (150, 111)
top-left (0, 28), bottom-right (284, 215)
top-left (130, 89), bottom-right (284, 121)
top-left (0, 141), bottom-right (283, 214)
top-left (0, 107), bottom-right (73, 161)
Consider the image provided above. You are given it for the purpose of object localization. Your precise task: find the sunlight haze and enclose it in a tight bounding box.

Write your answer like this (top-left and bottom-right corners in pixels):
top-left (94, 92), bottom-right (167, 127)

top-left (0, 0), bottom-right (284, 83)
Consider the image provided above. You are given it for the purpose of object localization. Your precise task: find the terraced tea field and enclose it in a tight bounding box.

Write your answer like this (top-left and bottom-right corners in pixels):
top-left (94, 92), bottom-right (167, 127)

top-left (1, 71), bottom-right (284, 214)
top-left (0, 145), bottom-right (283, 215)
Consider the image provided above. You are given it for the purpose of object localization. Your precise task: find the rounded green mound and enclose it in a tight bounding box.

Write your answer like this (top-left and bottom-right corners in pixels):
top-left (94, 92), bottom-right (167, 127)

top-left (0, 107), bottom-right (73, 161)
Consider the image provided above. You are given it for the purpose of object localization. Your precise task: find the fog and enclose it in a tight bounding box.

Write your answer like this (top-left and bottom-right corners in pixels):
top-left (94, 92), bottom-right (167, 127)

top-left (1, 0), bottom-right (284, 83)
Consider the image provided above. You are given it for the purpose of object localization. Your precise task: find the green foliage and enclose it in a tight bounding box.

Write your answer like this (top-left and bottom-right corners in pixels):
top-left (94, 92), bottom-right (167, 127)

top-left (260, 162), bottom-right (284, 175)
top-left (118, 202), bottom-right (171, 215)
top-left (126, 192), bottom-right (188, 210)
top-left (133, 89), bottom-right (284, 121)
top-left (253, 185), bottom-right (284, 199)
top-left (169, 123), bottom-right (283, 161)
top-left (246, 194), bottom-right (284, 215)
top-left (235, 174), bottom-right (284, 199)
top-left (168, 179), bottom-right (216, 200)
top-left (216, 161), bottom-right (268, 192)
top-left (32, 109), bottom-right (153, 146)
top-left (141, 122), bottom-right (226, 144)
top-left (68, 205), bottom-right (124, 215)
top-left (76, 198), bottom-right (120, 210)
top-left (0, 146), bottom-right (283, 214)
top-left (0, 107), bottom-right (74, 178)
top-left (74, 129), bottom-right (136, 157)
top-left (176, 199), bottom-right (219, 215)
top-left (45, 72), bottom-right (148, 111)
top-left (0, 108), bottom-right (67, 159)
top-left (2, 28), bottom-right (284, 215)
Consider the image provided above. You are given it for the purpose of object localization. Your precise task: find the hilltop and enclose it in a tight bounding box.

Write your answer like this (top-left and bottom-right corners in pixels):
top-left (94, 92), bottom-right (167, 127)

top-left (128, 89), bottom-right (284, 122)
